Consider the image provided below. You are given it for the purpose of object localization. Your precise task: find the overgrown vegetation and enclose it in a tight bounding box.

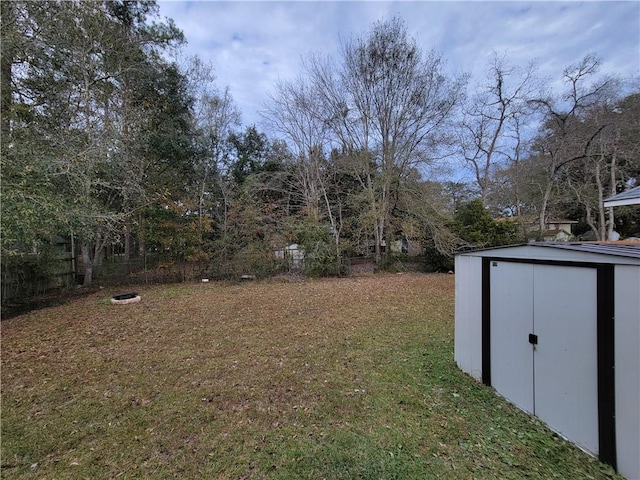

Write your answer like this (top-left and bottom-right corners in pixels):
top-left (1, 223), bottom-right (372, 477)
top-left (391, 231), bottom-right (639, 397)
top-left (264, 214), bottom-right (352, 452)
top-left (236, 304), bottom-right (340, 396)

top-left (3, 4), bottom-right (638, 296)
top-left (453, 199), bottom-right (523, 248)
top-left (1, 275), bottom-right (621, 479)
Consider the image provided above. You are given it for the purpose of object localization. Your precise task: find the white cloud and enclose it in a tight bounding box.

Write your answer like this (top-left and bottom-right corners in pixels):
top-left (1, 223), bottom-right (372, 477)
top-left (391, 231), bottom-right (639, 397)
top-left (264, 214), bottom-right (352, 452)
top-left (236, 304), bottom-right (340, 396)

top-left (157, 1), bottom-right (640, 127)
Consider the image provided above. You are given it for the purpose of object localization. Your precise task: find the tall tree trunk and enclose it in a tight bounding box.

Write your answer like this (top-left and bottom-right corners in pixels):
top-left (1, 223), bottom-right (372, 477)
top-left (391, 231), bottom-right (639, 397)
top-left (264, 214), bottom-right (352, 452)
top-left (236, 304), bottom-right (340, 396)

top-left (81, 238), bottom-right (106, 287)
top-left (584, 204), bottom-right (599, 240)
top-left (539, 180), bottom-right (553, 235)
top-left (137, 213), bottom-right (146, 258)
top-left (595, 161), bottom-right (606, 241)
top-left (374, 219), bottom-right (383, 265)
top-left (81, 244), bottom-right (94, 287)
top-left (124, 222), bottom-right (132, 260)
top-left (0, 1), bottom-right (15, 139)
top-left (607, 151), bottom-right (617, 240)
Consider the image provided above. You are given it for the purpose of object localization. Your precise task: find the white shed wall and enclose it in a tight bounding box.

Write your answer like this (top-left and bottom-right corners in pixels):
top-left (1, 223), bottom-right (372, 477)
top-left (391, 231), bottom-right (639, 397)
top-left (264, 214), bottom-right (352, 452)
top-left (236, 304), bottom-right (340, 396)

top-left (454, 255), bottom-right (483, 380)
top-left (615, 265), bottom-right (640, 480)
top-left (455, 245), bottom-right (640, 479)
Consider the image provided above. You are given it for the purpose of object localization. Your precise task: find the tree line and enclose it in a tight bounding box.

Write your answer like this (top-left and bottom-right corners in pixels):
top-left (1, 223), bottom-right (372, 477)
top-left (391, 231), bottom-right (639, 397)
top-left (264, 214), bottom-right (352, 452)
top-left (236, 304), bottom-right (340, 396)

top-left (2, 2), bottom-right (639, 287)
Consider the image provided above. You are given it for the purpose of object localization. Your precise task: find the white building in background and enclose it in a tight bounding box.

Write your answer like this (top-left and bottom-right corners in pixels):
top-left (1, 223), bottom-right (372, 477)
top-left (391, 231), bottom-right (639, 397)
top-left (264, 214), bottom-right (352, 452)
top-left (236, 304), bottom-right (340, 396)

top-left (275, 244), bottom-right (304, 270)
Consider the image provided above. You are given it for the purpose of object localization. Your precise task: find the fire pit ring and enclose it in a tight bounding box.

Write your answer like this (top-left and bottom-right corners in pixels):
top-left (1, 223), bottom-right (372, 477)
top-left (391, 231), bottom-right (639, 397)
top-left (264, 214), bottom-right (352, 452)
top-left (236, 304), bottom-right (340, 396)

top-left (111, 292), bottom-right (141, 305)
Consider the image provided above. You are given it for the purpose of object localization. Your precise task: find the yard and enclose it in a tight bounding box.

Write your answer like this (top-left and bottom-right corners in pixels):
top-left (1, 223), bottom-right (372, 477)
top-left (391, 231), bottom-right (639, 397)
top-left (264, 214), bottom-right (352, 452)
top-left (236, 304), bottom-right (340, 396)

top-left (1, 274), bottom-right (621, 479)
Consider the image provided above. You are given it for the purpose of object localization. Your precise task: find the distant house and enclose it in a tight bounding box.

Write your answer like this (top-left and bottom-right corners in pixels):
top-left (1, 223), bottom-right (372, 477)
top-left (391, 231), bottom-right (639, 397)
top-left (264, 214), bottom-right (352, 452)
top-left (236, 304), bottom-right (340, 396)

top-left (603, 186), bottom-right (640, 240)
top-left (604, 186), bottom-right (640, 208)
top-left (497, 216), bottom-right (578, 241)
top-left (536, 218), bottom-right (578, 241)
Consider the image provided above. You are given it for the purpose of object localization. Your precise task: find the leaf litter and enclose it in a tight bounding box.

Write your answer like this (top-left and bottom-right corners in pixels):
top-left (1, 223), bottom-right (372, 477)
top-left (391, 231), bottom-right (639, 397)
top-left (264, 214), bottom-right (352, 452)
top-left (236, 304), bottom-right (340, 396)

top-left (1, 274), bottom-right (621, 479)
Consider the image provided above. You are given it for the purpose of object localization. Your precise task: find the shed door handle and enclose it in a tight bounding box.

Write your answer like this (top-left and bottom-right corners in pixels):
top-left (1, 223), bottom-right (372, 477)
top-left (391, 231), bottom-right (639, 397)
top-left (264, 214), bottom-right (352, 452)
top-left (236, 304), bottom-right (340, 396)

top-left (528, 333), bottom-right (538, 345)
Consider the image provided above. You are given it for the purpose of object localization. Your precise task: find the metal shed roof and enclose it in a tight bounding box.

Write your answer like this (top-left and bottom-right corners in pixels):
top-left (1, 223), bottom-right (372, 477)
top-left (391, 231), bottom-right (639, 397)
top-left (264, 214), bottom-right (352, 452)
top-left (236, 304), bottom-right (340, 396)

top-left (533, 242), bottom-right (640, 259)
top-left (603, 186), bottom-right (640, 207)
top-left (457, 241), bottom-right (640, 261)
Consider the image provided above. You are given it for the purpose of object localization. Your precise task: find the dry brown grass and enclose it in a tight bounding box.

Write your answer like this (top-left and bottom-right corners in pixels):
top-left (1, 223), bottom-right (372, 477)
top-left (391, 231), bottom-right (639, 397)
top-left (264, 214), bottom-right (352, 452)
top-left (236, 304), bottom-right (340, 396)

top-left (1, 274), bottom-right (620, 479)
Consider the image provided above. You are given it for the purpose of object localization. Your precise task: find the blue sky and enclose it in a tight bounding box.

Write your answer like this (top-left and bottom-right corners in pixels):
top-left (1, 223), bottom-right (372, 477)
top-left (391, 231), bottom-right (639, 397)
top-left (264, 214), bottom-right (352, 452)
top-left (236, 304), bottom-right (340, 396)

top-left (157, 1), bottom-right (640, 128)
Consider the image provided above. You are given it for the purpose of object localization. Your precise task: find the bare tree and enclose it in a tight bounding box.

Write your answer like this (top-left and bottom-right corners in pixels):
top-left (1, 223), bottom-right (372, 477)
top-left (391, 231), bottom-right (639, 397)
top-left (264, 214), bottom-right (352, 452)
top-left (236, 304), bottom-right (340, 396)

top-left (305, 17), bottom-right (465, 263)
top-left (457, 54), bottom-right (540, 206)
top-left (529, 54), bottom-right (620, 233)
top-left (564, 92), bottom-right (639, 240)
top-left (262, 75), bottom-right (343, 251)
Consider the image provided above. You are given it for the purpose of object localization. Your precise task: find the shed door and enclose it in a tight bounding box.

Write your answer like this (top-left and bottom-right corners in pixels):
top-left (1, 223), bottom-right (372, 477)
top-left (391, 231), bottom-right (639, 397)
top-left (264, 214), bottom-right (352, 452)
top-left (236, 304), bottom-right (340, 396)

top-left (533, 264), bottom-right (598, 454)
top-left (490, 262), bottom-right (534, 414)
top-left (490, 262), bottom-right (599, 454)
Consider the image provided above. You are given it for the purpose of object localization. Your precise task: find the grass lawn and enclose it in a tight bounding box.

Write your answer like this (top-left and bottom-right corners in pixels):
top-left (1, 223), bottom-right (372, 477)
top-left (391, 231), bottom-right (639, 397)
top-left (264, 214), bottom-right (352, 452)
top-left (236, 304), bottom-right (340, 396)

top-left (1, 274), bottom-right (621, 479)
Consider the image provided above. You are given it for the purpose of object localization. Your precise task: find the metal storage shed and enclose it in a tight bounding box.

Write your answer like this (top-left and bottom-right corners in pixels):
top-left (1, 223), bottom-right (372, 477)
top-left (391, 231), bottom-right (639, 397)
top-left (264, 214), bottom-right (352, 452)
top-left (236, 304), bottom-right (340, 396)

top-left (454, 243), bottom-right (640, 479)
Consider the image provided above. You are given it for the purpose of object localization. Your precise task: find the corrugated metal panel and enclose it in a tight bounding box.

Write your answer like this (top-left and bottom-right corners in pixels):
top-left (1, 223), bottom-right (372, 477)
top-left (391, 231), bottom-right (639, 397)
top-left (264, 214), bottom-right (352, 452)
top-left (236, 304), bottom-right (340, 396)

top-left (457, 242), bottom-right (640, 260)
top-left (454, 255), bottom-right (483, 381)
top-left (532, 264), bottom-right (599, 455)
top-left (490, 262), bottom-right (534, 414)
top-left (615, 266), bottom-right (640, 480)
top-left (534, 242), bottom-right (640, 259)
top-left (604, 185), bottom-right (640, 204)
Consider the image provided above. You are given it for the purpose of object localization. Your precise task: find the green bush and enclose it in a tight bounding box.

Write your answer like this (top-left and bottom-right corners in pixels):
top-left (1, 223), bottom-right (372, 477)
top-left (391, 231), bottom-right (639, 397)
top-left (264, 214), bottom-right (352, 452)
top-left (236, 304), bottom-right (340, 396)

top-left (422, 243), bottom-right (455, 272)
top-left (453, 200), bottom-right (522, 248)
top-left (294, 221), bottom-right (342, 277)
